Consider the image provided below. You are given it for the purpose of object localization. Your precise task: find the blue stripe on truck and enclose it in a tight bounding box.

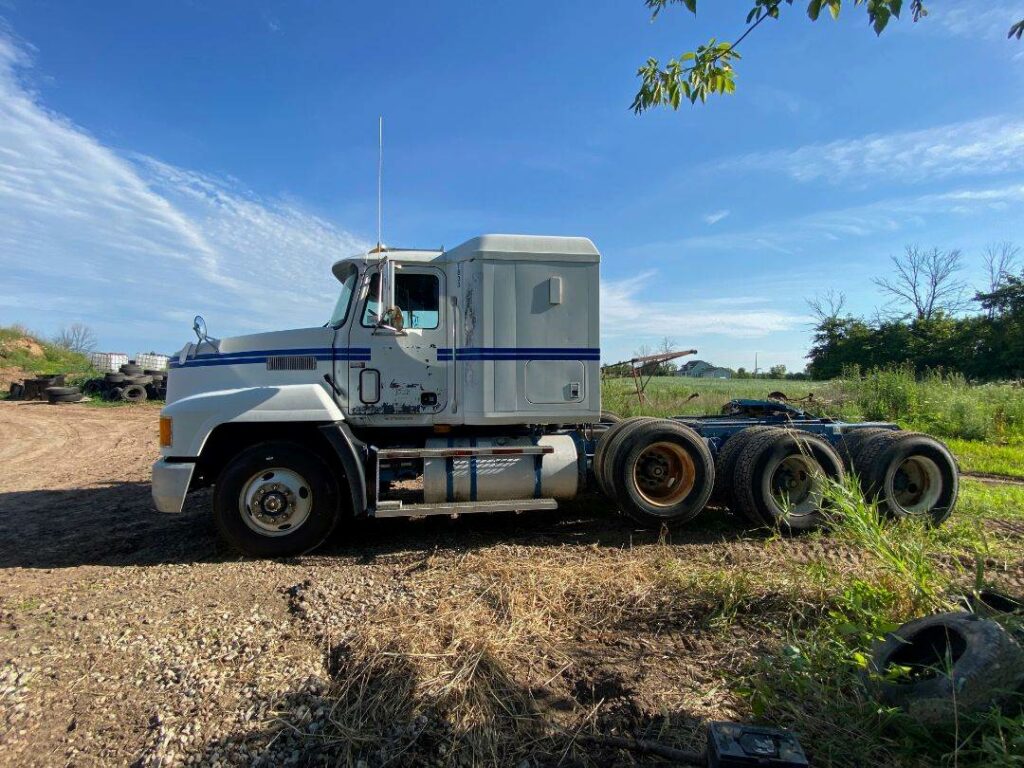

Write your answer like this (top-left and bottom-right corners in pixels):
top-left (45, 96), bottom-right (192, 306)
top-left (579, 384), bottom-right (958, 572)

top-left (169, 347), bottom-right (372, 369)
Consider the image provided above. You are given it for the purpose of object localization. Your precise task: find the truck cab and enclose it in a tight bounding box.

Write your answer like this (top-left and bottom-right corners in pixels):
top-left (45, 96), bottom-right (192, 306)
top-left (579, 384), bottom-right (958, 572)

top-left (152, 235), bottom-right (610, 556)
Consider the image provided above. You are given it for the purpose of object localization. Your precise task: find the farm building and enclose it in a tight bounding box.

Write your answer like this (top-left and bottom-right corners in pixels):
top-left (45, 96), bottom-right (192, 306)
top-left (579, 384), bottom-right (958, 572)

top-left (676, 360), bottom-right (733, 379)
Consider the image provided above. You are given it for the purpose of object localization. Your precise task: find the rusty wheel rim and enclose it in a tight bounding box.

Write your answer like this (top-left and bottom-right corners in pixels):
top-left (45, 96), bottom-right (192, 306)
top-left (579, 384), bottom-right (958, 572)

top-left (633, 441), bottom-right (696, 508)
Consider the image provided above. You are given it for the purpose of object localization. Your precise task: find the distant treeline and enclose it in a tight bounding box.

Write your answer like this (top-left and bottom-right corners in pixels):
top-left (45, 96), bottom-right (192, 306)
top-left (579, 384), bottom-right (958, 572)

top-left (808, 254), bottom-right (1024, 381)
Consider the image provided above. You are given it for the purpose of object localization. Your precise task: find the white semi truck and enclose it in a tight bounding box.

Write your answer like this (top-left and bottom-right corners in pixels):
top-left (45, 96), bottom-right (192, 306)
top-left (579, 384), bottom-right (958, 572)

top-left (152, 235), bottom-right (959, 556)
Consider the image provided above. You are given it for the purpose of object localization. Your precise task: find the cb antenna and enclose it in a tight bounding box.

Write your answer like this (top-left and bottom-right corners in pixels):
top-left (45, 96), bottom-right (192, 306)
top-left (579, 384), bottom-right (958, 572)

top-left (373, 116), bottom-right (397, 330)
top-left (377, 115), bottom-right (383, 251)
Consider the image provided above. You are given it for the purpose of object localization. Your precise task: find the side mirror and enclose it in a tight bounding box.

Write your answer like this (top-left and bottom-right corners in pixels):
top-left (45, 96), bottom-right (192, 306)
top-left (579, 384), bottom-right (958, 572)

top-left (193, 315), bottom-right (208, 342)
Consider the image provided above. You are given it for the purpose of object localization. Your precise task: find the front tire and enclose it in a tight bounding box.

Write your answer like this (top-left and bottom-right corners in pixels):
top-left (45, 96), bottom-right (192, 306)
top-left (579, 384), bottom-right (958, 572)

top-left (213, 441), bottom-right (340, 557)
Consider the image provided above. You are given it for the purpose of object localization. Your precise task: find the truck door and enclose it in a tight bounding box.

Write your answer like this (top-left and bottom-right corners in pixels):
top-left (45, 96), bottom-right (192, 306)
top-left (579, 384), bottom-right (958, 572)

top-left (347, 264), bottom-right (448, 419)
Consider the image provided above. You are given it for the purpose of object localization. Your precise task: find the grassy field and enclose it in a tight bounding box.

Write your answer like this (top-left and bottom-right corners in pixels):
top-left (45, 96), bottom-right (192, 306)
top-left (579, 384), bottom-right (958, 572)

top-left (603, 372), bottom-right (1024, 478)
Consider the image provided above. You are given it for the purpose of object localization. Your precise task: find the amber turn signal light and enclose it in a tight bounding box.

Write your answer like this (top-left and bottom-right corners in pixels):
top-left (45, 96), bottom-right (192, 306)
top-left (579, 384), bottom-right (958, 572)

top-left (159, 416), bottom-right (173, 448)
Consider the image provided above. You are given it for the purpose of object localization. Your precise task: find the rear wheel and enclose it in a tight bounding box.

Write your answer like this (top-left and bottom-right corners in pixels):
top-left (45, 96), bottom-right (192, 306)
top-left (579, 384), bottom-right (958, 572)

top-left (710, 426), bottom-right (778, 510)
top-left (213, 441), bottom-right (340, 557)
top-left (611, 420), bottom-right (715, 527)
top-left (593, 416), bottom-right (656, 499)
top-left (854, 431), bottom-right (958, 524)
top-left (838, 427), bottom-right (897, 469)
top-left (732, 428), bottom-right (845, 531)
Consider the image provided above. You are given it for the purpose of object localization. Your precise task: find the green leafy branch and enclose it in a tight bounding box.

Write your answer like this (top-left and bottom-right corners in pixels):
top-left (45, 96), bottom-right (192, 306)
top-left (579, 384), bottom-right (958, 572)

top-left (633, 1), bottom-right (1022, 113)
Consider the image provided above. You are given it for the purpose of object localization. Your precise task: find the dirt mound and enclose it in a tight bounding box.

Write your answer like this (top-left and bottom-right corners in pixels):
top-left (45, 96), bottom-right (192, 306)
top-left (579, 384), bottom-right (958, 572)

top-left (2, 336), bottom-right (45, 358)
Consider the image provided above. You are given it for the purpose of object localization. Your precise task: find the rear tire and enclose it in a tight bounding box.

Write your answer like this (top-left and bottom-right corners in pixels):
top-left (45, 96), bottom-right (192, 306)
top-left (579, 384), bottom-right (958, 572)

top-left (837, 427), bottom-right (897, 469)
top-left (213, 441), bottom-right (340, 557)
top-left (732, 428), bottom-right (845, 531)
top-left (594, 416), bottom-right (656, 499)
top-left (710, 426), bottom-right (778, 510)
top-left (854, 431), bottom-right (958, 524)
top-left (610, 420), bottom-right (715, 527)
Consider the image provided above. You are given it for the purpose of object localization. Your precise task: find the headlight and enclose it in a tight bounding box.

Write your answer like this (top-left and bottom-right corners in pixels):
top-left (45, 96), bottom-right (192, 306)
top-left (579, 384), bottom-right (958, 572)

top-left (159, 416), bottom-right (173, 448)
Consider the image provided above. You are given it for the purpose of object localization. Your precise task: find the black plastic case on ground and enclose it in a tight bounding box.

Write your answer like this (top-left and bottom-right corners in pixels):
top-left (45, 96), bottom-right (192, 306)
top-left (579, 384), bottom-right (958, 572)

top-left (706, 721), bottom-right (809, 768)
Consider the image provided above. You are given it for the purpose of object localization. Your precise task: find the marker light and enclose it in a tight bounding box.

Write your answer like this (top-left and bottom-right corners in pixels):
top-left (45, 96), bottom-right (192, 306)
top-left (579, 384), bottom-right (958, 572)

top-left (159, 417), bottom-right (173, 448)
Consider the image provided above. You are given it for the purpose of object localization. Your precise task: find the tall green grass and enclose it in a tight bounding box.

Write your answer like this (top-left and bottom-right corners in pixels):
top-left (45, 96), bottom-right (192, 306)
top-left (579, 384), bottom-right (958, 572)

top-left (737, 477), bottom-right (1024, 767)
top-left (601, 368), bottom-right (1024, 444)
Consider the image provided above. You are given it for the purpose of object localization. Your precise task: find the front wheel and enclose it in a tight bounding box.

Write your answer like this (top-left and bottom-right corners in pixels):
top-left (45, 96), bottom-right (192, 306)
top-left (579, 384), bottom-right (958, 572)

top-left (213, 441), bottom-right (340, 557)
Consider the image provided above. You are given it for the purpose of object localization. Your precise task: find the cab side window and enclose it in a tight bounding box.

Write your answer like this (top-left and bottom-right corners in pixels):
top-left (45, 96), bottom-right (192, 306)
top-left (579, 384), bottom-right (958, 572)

top-left (362, 271), bottom-right (440, 329)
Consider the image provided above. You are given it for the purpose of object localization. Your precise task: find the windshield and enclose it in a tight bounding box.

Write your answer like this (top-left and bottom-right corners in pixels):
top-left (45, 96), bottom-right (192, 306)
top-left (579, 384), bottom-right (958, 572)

top-left (329, 265), bottom-right (358, 327)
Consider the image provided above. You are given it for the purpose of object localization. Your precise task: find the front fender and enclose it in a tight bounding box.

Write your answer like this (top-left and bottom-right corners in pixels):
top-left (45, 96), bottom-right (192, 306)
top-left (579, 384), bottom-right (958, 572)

top-left (161, 384), bottom-right (345, 458)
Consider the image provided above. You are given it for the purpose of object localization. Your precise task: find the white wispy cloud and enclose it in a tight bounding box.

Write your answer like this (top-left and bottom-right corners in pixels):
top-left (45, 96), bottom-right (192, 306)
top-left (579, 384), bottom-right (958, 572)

top-left (0, 31), bottom-right (366, 349)
top-left (642, 183), bottom-right (1024, 256)
top-left (600, 271), bottom-right (806, 346)
top-left (926, 1), bottom-right (1021, 41)
top-left (721, 117), bottom-right (1024, 185)
top-left (702, 209), bottom-right (730, 225)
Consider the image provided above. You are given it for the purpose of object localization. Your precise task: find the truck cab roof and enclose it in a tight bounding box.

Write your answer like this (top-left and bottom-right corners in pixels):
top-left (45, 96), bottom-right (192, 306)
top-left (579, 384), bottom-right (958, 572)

top-left (331, 234), bottom-right (599, 281)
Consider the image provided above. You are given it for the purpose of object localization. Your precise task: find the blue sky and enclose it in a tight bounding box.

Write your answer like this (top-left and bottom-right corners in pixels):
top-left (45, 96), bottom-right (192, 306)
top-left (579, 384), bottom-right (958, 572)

top-left (1, 1), bottom-right (1023, 371)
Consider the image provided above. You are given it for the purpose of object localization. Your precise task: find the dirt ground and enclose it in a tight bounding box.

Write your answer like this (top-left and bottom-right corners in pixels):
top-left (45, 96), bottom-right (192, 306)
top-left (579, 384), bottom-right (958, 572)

top-left (1, 401), bottom-right (1022, 767)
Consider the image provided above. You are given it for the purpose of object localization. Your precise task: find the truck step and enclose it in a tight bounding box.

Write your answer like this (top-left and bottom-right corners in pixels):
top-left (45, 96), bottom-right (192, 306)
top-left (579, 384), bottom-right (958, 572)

top-left (372, 498), bottom-right (558, 519)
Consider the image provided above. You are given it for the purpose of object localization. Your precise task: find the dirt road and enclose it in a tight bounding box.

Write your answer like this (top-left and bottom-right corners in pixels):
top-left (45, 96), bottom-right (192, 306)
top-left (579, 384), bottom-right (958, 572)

top-left (1, 401), bottom-right (1022, 767)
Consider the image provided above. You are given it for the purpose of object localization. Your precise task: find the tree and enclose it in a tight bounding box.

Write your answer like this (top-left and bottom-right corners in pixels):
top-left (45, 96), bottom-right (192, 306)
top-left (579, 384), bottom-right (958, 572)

top-left (807, 289), bottom-right (847, 325)
top-left (53, 323), bottom-right (97, 355)
top-left (768, 363), bottom-right (787, 379)
top-left (632, 1), bottom-right (1023, 113)
top-left (873, 246), bottom-right (967, 321)
top-left (982, 242), bottom-right (1021, 319)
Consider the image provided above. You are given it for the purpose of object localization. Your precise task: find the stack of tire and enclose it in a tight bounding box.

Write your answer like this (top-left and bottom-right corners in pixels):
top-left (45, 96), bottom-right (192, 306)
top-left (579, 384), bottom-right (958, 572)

top-left (102, 361), bottom-right (167, 402)
top-left (16, 374), bottom-right (66, 400)
top-left (45, 385), bottom-right (85, 404)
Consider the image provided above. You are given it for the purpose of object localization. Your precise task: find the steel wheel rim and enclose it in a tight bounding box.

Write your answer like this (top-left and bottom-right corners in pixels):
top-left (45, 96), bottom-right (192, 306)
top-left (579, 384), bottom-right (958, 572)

top-left (239, 467), bottom-right (313, 536)
top-left (764, 453), bottom-right (822, 517)
top-left (632, 441), bottom-right (696, 508)
top-left (890, 455), bottom-right (943, 515)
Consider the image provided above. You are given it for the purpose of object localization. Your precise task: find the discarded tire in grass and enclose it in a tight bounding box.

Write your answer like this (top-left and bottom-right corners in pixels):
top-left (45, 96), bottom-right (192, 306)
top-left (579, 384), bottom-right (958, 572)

top-left (610, 419), bottom-right (715, 527)
top-left (8, 382), bottom-right (24, 400)
top-left (105, 373), bottom-right (126, 384)
top-left (109, 387), bottom-right (124, 401)
top-left (120, 363), bottom-right (142, 376)
top-left (124, 375), bottom-right (153, 386)
top-left (853, 431), bottom-right (959, 524)
top-left (731, 428), bottom-right (845, 531)
top-left (121, 384), bottom-right (148, 403)
top-left (964, 590), bottom-right (1024, 642)
top-left (866, 612), bottom-right (1024, 730)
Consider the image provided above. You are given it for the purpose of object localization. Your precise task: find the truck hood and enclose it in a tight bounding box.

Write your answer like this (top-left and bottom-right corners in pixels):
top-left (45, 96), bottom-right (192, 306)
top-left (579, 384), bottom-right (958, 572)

top-left (205, 327), bottom-right (334, 359)
top-left (166, 326), bottom-right (338, 404)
